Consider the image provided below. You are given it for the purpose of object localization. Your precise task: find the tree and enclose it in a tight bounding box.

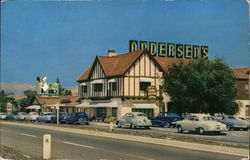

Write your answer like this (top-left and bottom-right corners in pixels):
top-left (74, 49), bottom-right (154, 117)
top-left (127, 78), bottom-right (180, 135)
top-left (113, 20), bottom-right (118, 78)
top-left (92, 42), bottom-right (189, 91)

top-left (0, 90), bottom-right (15, 112)
top-left (163, 58), bottom-right (239, 115)
top-left (17, 90), bottom-right (37, 111)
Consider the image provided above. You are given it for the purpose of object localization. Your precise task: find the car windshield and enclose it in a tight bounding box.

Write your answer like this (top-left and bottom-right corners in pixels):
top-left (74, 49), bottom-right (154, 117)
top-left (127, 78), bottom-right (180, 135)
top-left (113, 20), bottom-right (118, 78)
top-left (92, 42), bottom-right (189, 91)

top-left (137, 113), bottom-right (146, 117)
top-left (227, 116), bottom-right (236, 120)
top-left (202, 116), bottom-right (214, 121)
top-left (20, 112), bottom-right (27, 115)
top-left (75, 112), bottom-right (86, 117)
top-left (168, 113), bottom-right (179, 117)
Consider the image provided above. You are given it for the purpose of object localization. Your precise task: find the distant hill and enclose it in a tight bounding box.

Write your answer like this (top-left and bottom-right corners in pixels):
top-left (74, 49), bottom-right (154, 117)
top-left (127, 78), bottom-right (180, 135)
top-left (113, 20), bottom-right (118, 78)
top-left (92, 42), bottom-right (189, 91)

top-left (0, 82), bottom-right (78, 97)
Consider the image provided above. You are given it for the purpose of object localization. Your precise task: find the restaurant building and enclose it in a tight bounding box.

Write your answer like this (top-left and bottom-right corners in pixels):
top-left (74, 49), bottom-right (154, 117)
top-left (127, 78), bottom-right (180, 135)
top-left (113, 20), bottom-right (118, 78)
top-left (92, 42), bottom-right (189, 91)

top-left (77, 49), bottom-right (191, 120)
top-left (234, 67), bottom-right (250, 119)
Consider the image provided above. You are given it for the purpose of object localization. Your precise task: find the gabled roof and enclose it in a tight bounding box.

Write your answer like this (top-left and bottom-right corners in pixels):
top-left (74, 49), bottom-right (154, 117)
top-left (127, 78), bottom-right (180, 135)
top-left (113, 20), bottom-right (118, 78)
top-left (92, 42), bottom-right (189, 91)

top-left (233, 67), bottom-right (250, 80)
top-left (34, 95), bottom-right (79, 107)
top-left (77, 49), bottom-right (147, 82)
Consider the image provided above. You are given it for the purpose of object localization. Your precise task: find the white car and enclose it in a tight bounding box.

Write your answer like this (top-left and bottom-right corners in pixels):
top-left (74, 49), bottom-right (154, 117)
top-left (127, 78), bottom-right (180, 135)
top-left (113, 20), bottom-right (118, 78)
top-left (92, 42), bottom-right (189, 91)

top-left (116, 112), bottom-right (152, 129)
top-left (14, 112), bottom-right (28, 120)
top-left (0, 112), bottom-right (7, 119)
top-left (176, 114), bottom-right (227, 135)
top-left (25, 112), bottom-right (39, 121)
top-left (37, 112), bottom-right (56, 122)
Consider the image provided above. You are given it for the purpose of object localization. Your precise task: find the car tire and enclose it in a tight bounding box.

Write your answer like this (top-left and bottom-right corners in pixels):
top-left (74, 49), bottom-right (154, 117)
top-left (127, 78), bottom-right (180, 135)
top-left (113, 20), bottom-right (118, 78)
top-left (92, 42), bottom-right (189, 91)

top-left (116, 122), bottom-right (122, 128)
top-left (130, 123), bottom-right (137, 129)
top-left (226, 125), bottom-right (231, 131)
top-left (165, 123), bottom-right (170, 128)
top-left (177, 125), bottom-right (183, 133)
top-left (198, 128), bottom-right (205, 135)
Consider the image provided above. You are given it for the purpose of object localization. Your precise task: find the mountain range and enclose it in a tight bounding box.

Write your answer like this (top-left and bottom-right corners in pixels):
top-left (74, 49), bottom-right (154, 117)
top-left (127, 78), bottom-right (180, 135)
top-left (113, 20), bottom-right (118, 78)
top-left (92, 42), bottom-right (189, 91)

top-left (0, 82), bottom-right (78, 97)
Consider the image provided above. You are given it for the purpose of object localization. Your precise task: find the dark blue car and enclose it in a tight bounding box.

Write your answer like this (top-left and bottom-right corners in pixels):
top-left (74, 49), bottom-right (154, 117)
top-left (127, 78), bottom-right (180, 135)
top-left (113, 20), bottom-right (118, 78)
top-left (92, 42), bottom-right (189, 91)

top-left (150, 112), bottom-right (183, 127)
top-left (65, 112), bottom-right (89, 125)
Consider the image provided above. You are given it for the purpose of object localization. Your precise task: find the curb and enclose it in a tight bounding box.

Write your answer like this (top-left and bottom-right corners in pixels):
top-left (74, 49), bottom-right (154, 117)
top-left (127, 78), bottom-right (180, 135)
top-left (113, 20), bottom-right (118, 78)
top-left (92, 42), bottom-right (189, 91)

top-left (1, 121), bottom-right (249, 157)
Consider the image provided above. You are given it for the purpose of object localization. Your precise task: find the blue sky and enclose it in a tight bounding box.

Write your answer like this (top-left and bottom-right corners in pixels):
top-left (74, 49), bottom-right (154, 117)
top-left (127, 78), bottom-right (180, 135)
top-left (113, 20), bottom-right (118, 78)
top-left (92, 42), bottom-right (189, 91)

top-left (1, 0), bottom-right (249, 87)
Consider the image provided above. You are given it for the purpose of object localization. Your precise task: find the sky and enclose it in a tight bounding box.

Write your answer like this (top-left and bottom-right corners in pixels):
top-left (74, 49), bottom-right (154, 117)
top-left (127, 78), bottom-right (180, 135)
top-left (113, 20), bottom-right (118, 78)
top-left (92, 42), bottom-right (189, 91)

top-left (1, 0), bottom-right (249, 87)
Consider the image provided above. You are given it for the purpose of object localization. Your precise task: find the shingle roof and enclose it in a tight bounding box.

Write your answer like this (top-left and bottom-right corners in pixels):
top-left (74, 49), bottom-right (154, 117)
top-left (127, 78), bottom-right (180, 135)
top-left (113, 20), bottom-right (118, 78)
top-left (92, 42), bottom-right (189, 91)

top-left (233, 67), bottom-right (250, 80)
top-left (34, 95), bottom-right (79, 107)
top-left (77, 49), bottom-right (147, 82)
top-left (154, 57), bottom-right (192, 72)
top-left (77, 49), bottom-right (248, 82)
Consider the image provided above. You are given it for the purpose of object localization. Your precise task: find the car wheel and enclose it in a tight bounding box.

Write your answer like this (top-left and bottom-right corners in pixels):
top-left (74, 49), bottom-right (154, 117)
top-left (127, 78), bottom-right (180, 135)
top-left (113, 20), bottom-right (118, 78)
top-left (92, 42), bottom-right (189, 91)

top-left (130, 123), bottom-right (137, 129)
top-left (198, 128), bottom-right (205, 135)
top-left (116, 122), bottom-right (122, 128)
top-left (165, 123), bottom-right (170, 128)
top-left (177, 125), bottom-right (183, 133)
top-left (226, 125), bottom-right (231, 131)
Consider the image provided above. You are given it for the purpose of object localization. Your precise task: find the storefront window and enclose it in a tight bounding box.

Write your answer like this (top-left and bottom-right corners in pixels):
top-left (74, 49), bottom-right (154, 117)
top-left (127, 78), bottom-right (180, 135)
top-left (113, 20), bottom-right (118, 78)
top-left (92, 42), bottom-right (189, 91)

top-left (112, 108), bottom-right (117, 117)
top-left (245, 105), bottom-right (249, 116)
top-left (132, 109), bottom-right (154, 118)
top-left (97, 108), bottom-right (107, 120)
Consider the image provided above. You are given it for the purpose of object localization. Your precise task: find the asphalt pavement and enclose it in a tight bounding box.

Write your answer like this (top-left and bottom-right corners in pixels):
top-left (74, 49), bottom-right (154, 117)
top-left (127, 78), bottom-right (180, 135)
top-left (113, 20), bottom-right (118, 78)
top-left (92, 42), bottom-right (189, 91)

top-left (0, 121), bottom-right (249, 160)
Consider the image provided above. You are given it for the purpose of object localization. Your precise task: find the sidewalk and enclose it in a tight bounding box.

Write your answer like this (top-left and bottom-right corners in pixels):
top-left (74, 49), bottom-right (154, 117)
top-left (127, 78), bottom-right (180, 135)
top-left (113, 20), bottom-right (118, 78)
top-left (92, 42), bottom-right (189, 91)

top-left (1, 121), bottom-right (249, 157)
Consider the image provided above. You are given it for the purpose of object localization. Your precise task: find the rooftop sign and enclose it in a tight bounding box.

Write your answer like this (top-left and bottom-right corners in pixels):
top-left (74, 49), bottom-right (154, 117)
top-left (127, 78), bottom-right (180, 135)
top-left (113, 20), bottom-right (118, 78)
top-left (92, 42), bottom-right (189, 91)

top-left (129, 40), bottom-right (208, 59)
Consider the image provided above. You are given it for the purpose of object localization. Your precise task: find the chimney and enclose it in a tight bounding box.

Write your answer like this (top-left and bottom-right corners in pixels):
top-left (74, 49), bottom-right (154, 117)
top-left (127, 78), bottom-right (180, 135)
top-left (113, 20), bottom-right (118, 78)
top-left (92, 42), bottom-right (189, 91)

top-left (107, 50), bottom-right (117, 57)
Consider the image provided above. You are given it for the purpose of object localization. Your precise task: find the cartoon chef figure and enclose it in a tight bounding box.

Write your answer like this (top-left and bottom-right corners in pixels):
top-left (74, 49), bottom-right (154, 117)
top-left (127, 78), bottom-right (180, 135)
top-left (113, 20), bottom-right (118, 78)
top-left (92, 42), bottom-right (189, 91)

top-left (37, 77), bottom-right (49, 93)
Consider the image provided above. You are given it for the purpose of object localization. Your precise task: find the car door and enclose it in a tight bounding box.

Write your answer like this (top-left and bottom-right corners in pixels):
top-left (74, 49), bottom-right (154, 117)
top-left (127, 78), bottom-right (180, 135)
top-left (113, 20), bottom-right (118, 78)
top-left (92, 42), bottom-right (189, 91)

top-left (184, 116), bottom-right (195, 130)
top-left (124, 113), bottom-right (133, 126)
top-left (191, 116), bottom-right (200, 131)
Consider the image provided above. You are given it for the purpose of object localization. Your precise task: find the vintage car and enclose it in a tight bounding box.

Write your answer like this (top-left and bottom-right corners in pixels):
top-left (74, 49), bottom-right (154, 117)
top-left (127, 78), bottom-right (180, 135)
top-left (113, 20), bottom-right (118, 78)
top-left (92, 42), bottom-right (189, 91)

top-left (25, 112), bottom-right (39, 121)
top-left (14, 112), bottom-right (28, 120)
top-left (0, 112), bottom-right (7, 119)
top-left (150, 112), bottom-right (183, 127)
top-left (176, 114), bottom-right (227, 135)
top-left (65, 112), bottom-right (89, 125)
top-left (116, 112), bottom-right (152, 129)
top-left (213, 115), bottom-right (249, 131)
top-left (37, 112), bottom-right (56, 123)
top-left (51, 112), bottom-right (70, 123)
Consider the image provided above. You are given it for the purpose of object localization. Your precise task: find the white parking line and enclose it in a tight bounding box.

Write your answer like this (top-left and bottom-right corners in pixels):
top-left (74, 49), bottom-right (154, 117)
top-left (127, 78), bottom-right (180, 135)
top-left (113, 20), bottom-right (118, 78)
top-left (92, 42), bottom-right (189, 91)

top-left (62, 141), bottom-right (95, 149)
top-left (18, 133), bottom-right (37, 138)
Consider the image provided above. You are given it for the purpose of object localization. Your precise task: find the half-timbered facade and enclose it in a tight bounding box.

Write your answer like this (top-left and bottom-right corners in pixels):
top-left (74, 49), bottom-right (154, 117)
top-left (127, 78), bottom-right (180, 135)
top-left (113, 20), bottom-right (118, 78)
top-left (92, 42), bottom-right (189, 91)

top-left (77, 49), bottom-right (190, 120)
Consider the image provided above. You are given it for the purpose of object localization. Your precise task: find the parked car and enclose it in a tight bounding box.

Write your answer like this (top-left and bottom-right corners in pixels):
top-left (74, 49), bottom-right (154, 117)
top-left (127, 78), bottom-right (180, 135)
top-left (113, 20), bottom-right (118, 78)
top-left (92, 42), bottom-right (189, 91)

top-left (65, 112), bottom-right (89, 125)
top-left (37, 112), bottom-right (56, 123)
top-left (51, 112), bottom-right (70, 123)
top-left (25, 112), bottom-right (39, 121)
top-left (14, 112), bottom-right (27, 120)
top-left (116, 112), bottom-right (152, 129)
top-left (176, 114), bottom-right (227, 135)
top-left (213, 115), bottom-right (249, 131)
top-left (0, 112), bottom-right (7, 119)
top-left (5, 114), bottom-right (15, 120)
top-left (150, 112), bottom-right (183, 127)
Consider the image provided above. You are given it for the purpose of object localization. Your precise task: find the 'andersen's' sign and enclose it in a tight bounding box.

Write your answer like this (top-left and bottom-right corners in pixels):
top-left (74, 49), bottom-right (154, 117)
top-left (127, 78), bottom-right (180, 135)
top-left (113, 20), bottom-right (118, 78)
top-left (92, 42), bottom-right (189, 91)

top-left (129, 40), bottom-right (208, 59)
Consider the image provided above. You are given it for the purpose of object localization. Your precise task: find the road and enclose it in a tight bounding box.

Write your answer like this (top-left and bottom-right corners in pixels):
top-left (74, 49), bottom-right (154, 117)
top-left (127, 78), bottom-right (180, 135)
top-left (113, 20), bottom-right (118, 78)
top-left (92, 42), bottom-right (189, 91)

top-left (83, 122), bottom-right (249, 146)
top-left (0, 123), bottom-right (246, 160)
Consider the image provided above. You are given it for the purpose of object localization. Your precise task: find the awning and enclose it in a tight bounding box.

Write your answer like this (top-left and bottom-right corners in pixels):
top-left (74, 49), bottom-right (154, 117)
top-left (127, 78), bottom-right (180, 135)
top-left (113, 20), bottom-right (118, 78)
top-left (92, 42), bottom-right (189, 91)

top-left (90, 79), bottom-right (104, 84)
top-left (140, 78), bottom-right (152, 82)
top-left (26, 105), bottom-right (41, 110)
top-left (76, 101), bottom-right (117, 108)
top-left (132, 103), bottom-right (158, 109)
top-left (108, 79), bottom-right (116, 83)
top-left (80, 82), bottom-right (86, 86)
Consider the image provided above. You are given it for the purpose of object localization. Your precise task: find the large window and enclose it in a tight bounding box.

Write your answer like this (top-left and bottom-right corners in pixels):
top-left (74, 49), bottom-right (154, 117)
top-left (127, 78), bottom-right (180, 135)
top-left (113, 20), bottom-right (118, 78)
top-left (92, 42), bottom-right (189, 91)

top-left (132, 108), bottom-right (154, 118)
top-left (97, 108), bottom-right (107, 120)
top-left (111, 82), bottom-right (117, 91)
top-left (140, 82), bottom-right (151, 91)
top-left (94, 83), bottom-right (103, 92)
